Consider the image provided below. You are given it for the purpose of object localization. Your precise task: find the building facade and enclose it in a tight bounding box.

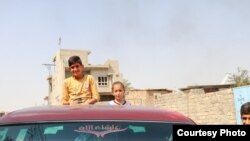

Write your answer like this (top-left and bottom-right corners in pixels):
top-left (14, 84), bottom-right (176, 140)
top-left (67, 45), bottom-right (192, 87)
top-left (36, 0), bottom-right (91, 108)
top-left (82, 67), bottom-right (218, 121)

top-left (46, 49), bottom-right (123, 105)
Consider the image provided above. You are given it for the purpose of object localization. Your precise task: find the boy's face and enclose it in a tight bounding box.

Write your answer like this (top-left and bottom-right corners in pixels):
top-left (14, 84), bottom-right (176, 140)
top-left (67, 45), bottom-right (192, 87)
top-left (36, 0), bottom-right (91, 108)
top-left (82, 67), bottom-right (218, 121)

top-left (69, 63), bottom-right (84, 78)
top-left (241, 114), bottom-right (250, 125)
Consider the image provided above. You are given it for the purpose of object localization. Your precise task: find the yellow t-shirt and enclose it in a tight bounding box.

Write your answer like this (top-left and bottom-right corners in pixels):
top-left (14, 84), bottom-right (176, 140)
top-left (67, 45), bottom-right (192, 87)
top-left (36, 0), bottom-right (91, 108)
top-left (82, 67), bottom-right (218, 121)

top-left (62, 75), bottom-right (100, 105)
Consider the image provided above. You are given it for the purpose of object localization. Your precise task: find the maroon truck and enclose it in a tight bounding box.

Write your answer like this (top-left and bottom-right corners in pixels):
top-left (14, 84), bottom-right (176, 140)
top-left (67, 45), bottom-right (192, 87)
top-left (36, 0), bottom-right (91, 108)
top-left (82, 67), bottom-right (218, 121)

top-left (0, 105), bottom-right (195, 141)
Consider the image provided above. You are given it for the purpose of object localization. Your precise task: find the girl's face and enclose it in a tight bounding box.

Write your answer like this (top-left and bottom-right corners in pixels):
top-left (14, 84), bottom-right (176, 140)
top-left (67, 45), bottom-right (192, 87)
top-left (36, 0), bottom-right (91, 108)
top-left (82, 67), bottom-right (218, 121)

top-left (69, 63), bottom-right (84, 79)
top-left (112, 84), bottom-right (125, 101)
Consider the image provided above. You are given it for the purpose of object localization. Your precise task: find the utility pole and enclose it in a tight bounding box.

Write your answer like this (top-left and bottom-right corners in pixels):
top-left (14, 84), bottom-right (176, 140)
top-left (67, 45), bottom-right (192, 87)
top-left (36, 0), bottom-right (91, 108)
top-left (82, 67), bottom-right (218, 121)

top-left (42, 64), bottom-right (55, 76)
top-left (58, 36), bottom-right (62, 49)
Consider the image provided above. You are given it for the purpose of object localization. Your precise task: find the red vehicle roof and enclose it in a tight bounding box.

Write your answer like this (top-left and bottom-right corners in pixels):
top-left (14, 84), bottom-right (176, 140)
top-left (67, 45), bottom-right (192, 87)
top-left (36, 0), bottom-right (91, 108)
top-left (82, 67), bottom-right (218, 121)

top-left (0, 105), bottom-right (195, 124)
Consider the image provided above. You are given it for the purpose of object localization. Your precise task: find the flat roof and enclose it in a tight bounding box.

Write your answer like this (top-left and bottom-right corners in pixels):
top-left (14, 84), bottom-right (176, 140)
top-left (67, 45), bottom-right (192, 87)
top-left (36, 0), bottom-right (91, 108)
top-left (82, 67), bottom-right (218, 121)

top-left (179, 84), bottom-right (234, 91)
top-left (130, 89), bottom-right (173, 93)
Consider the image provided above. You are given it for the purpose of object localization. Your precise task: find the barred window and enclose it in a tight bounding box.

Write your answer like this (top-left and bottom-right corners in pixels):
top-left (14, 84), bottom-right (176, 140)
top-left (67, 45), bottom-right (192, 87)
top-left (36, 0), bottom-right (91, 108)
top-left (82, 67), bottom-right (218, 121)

top-left (98, 76), bottom-right (108, 86)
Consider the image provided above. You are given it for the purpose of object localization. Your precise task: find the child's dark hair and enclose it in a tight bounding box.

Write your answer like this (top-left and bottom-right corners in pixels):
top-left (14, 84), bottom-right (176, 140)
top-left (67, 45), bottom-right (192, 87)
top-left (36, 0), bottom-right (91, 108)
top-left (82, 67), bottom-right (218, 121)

top-left (112, 81), bottom-right (125, 91)
top-left (240, 102), bottom-right (250, 115)
top-left (68, 56), bottom-right (83, 67)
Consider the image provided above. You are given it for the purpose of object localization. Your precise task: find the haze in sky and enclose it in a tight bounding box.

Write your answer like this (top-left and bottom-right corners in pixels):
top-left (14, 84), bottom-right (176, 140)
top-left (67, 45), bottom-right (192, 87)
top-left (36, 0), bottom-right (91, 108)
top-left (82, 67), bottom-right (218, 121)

top-left (0, 0), bottom-right (250, 111)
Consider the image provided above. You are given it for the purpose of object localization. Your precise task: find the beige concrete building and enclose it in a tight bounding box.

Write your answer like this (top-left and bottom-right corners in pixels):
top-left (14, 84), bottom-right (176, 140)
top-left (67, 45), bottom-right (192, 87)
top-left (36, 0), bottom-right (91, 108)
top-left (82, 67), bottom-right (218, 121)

top-left (46, 49), bottom-right (123, 105)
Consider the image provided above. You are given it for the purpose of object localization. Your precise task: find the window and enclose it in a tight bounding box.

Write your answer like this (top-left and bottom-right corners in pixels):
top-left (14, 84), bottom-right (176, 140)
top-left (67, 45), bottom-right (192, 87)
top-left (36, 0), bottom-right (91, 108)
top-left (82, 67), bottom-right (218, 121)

top-left (0, 125), bottom-right (38, 141)
top-left (0, 121), bottom-right (178, 141)
top-left (98, 76), bottom-right (108, 86)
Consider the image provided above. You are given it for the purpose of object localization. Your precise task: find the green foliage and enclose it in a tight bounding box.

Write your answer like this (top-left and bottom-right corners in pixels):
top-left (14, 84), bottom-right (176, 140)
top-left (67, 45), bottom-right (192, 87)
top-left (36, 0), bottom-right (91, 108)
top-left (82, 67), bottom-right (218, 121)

top-left (228, 67), bottom-right (250, 87)
top-left (123, 79), bottom-right (133, 93)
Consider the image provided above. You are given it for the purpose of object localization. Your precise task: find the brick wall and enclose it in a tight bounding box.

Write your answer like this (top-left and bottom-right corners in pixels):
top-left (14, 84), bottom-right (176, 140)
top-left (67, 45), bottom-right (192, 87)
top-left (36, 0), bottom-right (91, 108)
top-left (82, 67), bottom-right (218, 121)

top-left (126, 90), bottom-right (170, 106)
top-left (154, 89), bottom-right (236, 124)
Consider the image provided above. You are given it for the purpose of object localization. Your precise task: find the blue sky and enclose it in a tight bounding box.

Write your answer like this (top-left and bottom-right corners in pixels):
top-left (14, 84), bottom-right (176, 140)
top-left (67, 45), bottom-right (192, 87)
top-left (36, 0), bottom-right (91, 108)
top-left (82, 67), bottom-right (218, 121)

top-left (1, 0), bottom-right (250, 111)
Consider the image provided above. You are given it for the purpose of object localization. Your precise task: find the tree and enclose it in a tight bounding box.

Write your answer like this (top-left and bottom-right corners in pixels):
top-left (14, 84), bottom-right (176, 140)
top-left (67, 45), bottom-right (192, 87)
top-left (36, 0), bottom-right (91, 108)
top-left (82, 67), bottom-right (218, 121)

top-left (228, 67), bottom-right (250, 87)
top-left (123, 79), bottom-right (133, 93)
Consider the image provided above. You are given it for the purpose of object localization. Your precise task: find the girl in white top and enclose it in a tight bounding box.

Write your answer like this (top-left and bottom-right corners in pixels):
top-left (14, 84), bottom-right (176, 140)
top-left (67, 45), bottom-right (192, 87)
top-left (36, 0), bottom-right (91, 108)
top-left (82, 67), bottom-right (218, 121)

top-left (109, 81), bottom-right (131, 106)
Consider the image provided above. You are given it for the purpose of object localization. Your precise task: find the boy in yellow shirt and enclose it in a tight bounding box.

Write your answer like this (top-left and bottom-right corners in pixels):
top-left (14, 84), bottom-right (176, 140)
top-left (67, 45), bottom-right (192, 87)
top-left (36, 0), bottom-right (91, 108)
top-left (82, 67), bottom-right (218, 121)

top-left (62, 55), bottom-right (100, 105)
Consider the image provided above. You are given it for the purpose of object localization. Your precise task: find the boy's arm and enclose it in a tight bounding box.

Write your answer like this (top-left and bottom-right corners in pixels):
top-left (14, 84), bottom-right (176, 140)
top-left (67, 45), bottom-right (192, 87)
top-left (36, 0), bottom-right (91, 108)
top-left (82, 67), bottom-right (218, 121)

top-left (85, 75), bottom-right (100, 104)
top-left (62, 80), bottom-right (70, 105)
top-left (84, 98), bottom-right (98, 104)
